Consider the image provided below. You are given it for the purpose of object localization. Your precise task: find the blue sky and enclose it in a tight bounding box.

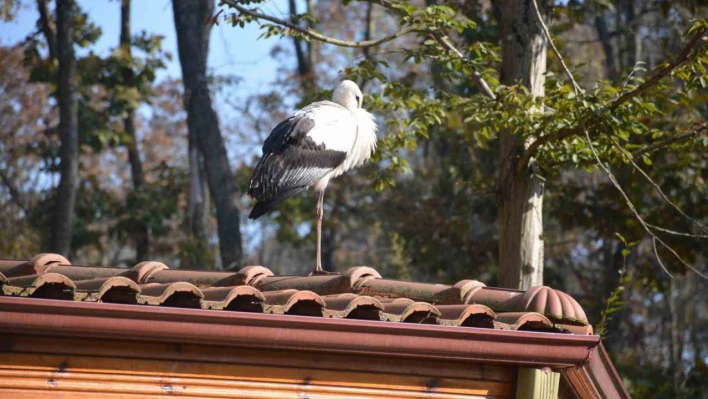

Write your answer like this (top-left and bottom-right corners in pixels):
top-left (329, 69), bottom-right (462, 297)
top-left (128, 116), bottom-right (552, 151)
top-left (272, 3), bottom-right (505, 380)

top-left (0, 0), bottom-right (286, 89)
top-left (0, 1), bottom-right (302, 256)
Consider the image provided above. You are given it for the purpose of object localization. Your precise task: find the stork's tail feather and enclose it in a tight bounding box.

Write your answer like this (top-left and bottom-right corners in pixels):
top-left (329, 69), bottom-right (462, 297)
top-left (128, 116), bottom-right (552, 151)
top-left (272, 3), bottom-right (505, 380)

top-left (248, 186), bottom-right (307, 220)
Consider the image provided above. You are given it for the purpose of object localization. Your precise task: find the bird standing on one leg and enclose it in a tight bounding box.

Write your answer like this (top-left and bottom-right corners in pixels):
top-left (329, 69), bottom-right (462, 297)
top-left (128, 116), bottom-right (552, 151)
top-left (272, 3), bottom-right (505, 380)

top-left (247, 80), bottom-right (378, 275)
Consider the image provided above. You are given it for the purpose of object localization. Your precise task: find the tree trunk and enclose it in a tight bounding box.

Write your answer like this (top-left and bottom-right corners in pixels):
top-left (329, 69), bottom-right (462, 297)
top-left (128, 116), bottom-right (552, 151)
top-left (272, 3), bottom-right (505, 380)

top-left (363, 2), bottom-right (374, 61)
top-left (173, 0), bottom-right (243, 269)
top-left (497, 0), bottom-right (548, 289)
top-left (622, 0), bottom-right (642, 69)
top-left (188, 145), bottom-right (208, 242)
top-left (120, 0), bottom-right (149, 262)
top-left (594, 12), bottom-right (619, 83)
top-left (49, 0), bottom-right (79, 257)
top-left (289, 0), bottom-right (316, 96)
top-left (36, 0), bottom-right (57, 59)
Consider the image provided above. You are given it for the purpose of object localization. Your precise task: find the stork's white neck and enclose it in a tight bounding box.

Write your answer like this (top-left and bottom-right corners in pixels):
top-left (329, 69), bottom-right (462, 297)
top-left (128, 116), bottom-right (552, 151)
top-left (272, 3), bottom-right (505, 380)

top-left (332, 90), bottom-right (357, 112)
top-left (331, 80), bottom-right (362, 112)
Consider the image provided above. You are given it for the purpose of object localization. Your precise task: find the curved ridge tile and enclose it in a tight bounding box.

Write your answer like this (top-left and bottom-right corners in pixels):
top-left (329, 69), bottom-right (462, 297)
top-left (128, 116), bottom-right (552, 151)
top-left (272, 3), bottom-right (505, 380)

top-left (516, 286), bottom-right (588, 324)
top-left (343, 266), bottom-right (381, 290)
top-left (257, 275), bottom-right (348, 295)
top-left (437, 304), bottom-right (496, 328)
top-left (451, 280), bottom-right (487, 304)
top-left (126, 261), bottom-right (169, 284)
top-left (202, 286), bottom-right (265, 311)
top-left (28, 253), bottom-right (70, 266)
top-left (2, 253), bottom-right (70, 278)
top-left (262, 289), bottom-right (325, 316)
top-left (0, 260), bottom-right (26, 277)
top-left (74, 276), bottom-right (141, 303)
top-left (211, 266), bottom-right (274, 288)
top-left (322, 293), bottom-right (383, 320)
top-left (237, 266), bottom-right (275, 285)
top-left (141, 269), bottom-right (234, 287)
top-left (3, 272), bottom-right (76, 299)
top-left (137, 282), bottom-right (203, 308)
top-left (356, 279), bottom-right (451, 303)
top-left (463, 286), bottom-right (521, 308)
top-left (42, 265), bottom-right (126, 282)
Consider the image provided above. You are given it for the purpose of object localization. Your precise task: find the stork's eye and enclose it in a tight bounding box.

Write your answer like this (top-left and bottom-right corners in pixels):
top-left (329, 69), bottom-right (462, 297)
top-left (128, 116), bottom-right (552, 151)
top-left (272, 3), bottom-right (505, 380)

top-left (355, 95), bottom-right (361, 106)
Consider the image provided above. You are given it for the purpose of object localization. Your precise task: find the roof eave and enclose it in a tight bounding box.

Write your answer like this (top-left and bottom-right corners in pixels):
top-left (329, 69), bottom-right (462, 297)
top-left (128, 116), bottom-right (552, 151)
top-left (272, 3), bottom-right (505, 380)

top-left (0, 296), bottom-right (598, 368)
top-left (561, 342), bottom-right (632, 399)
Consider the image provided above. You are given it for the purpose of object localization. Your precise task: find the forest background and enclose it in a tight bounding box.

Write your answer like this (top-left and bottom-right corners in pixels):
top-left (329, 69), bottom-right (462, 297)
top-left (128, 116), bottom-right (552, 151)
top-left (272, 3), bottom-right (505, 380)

top-left (0, 0), bottom-right (706, 397)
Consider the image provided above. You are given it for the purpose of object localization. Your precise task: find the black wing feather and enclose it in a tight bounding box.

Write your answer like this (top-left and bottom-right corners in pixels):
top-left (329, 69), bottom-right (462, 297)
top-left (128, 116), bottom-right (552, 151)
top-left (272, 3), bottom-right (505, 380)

top-left (248, 114), bottom-right (346, 219)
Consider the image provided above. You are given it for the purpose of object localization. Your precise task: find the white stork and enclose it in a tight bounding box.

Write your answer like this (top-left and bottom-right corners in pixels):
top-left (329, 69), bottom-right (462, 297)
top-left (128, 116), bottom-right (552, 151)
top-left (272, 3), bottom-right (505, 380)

top-left (248, 80), bottom-right (378, 275)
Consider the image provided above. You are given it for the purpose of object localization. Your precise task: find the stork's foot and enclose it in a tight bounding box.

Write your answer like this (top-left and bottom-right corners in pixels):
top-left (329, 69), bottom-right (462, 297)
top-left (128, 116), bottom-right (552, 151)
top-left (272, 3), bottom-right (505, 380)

top-left (308, 267), bottom-right (340, 276)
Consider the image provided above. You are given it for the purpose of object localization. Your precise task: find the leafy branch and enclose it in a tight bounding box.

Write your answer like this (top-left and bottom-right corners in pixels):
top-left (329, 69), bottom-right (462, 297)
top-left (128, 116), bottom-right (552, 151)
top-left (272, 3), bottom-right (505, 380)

top-left (521, 7), bottom-right (708, 279)
top-left (630, 121), bottom-right (707, 158)
top-left (220, 0), bottom-right (419, 48)
top-left (220, 0), bottom-right (498, 100)
top-left (517, 27), bottom-right (707, 174)
top-left (429, 31), bottom-right (496, 100)
top-left (544, 121), bottom-right (707, 170)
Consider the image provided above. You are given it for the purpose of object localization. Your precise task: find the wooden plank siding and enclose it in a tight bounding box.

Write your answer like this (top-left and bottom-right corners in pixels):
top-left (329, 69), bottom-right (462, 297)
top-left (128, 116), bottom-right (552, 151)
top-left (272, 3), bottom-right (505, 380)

top-left (0, 335), bottom-right (516, 398)
top-left (515, 368), bottom-right (560, 399)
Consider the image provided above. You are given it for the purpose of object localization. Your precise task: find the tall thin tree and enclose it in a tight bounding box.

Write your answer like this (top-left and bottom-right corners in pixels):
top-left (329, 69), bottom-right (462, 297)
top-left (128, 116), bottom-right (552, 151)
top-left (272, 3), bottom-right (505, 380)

top-left (172, 0), bottom-right (243, 268)
top-left (497, 0), bottom-right (549, 289)
top-left (50, 0), bottom-right (79, 256)
top-left (120, 0), bottom-right (149, 262)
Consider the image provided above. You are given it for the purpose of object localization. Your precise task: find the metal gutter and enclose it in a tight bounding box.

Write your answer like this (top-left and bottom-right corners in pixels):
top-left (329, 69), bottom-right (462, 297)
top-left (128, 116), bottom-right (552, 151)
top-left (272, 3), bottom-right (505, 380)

top-left (0, 296), bottom-right (599, 367)
top-left (585, 343), bottom-right (631, 399)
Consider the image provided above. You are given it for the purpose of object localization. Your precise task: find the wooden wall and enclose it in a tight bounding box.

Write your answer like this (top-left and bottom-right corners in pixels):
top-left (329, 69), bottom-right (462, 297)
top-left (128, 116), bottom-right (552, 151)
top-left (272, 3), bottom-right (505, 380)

top-left (0, 334), bottom-right (517, 398)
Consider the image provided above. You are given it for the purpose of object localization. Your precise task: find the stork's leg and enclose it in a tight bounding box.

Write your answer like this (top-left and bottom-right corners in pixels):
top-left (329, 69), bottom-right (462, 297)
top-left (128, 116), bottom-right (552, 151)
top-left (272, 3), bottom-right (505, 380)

top-left (315, 190), bottom-right (324, 272)
top-left (311, 190), bottom-right (337, 275)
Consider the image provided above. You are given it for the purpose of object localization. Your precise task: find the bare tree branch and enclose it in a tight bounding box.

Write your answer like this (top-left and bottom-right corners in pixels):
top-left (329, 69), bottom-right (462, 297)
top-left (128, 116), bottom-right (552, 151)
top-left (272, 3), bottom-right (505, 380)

top-left (221, 0), bottom-right (417, 48)
top-left (606, 133), bottom-right (708, 234)
top-left (652, 237), bottom-right (672, 277)
top-left (517, 28), bottom-right (707, 173)
top-left (584, 128), bottom-right (707, 280)
top-left (647, 223), bottom-right (708, 239)
top-left (530, 0), bottom-right (582, 95)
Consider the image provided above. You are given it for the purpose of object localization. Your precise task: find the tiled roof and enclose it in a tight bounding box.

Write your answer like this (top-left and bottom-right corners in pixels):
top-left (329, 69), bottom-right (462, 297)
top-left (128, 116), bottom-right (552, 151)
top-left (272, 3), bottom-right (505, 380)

top-left (0, 253), bottom-right (592, 335)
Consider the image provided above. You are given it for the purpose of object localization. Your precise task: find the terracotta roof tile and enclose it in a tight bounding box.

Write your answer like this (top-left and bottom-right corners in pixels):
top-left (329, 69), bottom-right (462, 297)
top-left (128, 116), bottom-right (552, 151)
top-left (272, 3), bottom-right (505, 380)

top-left (138, 282), bottom-right (203, 307)
top-left (3, 272), bottom-right (76, 299)
top-left (74, 276), bottom-right (140, 303)
top-left (495, 311), bottom-right (556, 331)
top-left (436, 304), bottom-right (496, 328)
top-left (322, 293), bottom-right (383, 320)
top-left (0, 253), bottom-right (593, 335)
top-left (201, 285), bottom-right (265, 311)
top-left (261, 289), bottom-right (325, 316)
top-left (380, 298), bottom-right (441, 323)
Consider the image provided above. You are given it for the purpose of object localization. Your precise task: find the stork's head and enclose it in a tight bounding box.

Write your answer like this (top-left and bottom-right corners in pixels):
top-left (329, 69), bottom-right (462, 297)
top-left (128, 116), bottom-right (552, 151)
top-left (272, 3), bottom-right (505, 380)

top-left (332, 80), bottom-right (363, 112)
